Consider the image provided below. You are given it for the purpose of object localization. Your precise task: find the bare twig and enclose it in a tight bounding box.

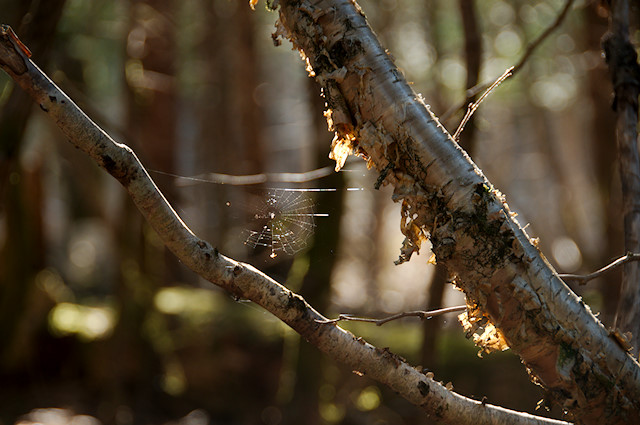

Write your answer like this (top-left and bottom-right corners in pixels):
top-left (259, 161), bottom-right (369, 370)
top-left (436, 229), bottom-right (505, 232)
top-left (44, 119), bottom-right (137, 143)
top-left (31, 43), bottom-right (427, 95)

top-left (559, 253), bottom-right (640, 286)
top-left (452, 67), bottom-right (512, 141)
top-left (441, 0), bottom-right (575, 123)
top-left (317, 305), bottom-right (467, 326)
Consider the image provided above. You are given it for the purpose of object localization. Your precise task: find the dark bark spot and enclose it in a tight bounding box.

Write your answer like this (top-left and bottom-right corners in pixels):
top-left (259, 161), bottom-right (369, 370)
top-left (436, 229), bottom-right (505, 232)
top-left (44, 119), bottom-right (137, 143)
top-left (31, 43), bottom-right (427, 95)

top-left (287, 292), bottom-right (307, 312)
top-left (602, 31), bottom-right (640, 111)
top-left (432, 236), bottom-right (456, 261)
top-left (417, 381), bottom-right (430, 396)
top-left (374, 161), bottom-right (394, 190)
top-left (286, 293), bottom-right (311, 322)
top-left (233, 265), bottom-right (242, 276)
top-left (101, 154), bottom-right (117, 174)
top-left (329, 38), bottom-right (362, 69)
top-left (375, 346), bottom-right (405, 367)
top-left (39, 103), bottom-right (48, 112)
top-left (101, 154), bottom-right (134, 185)
top-left (48, 95), bottom-right (57, 103)
top-left (313, 53), bottom-right (333, 74)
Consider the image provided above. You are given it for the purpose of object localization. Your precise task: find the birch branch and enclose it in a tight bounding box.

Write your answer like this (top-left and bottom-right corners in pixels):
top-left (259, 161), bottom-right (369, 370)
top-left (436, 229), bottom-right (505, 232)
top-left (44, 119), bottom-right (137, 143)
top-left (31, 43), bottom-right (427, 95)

top-left (273, 1), bottom-right (640, 423)
top-left (0, 25), bottom-right (567, 425)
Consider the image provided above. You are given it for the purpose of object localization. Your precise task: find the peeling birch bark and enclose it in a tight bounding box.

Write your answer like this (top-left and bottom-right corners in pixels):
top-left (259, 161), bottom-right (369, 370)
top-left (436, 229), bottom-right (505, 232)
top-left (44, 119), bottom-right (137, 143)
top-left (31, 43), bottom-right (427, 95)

top-left (273, 1), bottom-right (640, 423)
top-left (0, 25), bottom-right (570, 425)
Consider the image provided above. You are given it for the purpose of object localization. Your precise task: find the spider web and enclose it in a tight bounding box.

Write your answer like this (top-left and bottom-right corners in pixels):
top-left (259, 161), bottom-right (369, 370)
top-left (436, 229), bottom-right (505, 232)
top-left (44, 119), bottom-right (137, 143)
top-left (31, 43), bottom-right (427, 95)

top-left (243, 189), bottom-right (327, 258)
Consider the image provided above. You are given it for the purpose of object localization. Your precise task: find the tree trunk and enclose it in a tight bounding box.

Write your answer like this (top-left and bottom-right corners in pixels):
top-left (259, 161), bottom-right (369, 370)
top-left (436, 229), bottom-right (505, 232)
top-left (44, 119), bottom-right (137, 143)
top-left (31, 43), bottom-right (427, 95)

top-left (601, 0), bottom-right (640, 358)
top-left (0, 0), bottom-right (66, 370)
top-left (585, 2), bottom-right (622, 327)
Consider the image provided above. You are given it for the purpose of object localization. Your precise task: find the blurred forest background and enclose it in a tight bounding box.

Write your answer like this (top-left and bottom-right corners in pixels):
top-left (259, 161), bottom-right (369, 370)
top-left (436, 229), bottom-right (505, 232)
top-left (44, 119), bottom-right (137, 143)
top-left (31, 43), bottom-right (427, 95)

top-left (0, 0), bottom-right (637, 424)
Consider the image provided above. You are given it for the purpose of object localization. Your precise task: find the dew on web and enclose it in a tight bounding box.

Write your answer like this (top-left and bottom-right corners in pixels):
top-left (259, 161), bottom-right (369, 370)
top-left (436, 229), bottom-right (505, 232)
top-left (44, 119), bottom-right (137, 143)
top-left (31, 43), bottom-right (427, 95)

top-left (243, 189), bottom-right (328, 258)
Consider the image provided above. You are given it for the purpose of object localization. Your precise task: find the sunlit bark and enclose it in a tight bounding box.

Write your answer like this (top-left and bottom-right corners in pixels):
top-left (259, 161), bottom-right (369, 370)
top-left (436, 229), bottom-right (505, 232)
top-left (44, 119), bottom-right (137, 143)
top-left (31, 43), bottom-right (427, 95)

top-left (274, 0), bottom-right (640, 423)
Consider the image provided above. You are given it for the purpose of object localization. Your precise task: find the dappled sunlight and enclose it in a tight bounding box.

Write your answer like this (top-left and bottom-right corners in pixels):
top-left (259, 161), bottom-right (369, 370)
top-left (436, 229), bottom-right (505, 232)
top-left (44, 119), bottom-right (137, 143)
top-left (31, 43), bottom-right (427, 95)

top-left (552, 236), bottom-right (582, 272)
top-left (16, 408), bottom-right (101, 425)
top-left (531, 72), bottom-right (578, 110)
top-left (154, 286), bottom-right (221, 317)
top-left (494, 29), bottom-right (523, 57)
top-left (49, 302), bottom-right (116, 341)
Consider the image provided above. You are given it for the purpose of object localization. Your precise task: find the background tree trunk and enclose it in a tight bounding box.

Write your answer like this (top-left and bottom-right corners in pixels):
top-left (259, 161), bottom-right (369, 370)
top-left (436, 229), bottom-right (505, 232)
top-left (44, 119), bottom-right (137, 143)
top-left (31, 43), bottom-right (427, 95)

top-left (602, 0), bottom-right (640, 357)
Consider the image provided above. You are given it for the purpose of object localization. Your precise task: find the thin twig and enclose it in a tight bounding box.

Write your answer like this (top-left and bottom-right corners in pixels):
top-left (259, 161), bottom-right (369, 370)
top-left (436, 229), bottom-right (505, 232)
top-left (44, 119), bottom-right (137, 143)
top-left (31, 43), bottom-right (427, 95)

top-left (441, 0), bottom-right (575, 123)
top-left (452, 67), bottom-right (513, 141)
top-left (317, 305), bottom-right (467, 326)
top-left (559, 252), bottom-right (640, 285)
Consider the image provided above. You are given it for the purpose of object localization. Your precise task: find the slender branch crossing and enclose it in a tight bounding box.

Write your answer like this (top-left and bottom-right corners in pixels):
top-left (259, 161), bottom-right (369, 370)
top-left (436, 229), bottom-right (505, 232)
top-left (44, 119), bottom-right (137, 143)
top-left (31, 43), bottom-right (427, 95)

top-left (318, 306), bottom-right (467, 326)
top-left (560, 253), bottom-right (640, 286)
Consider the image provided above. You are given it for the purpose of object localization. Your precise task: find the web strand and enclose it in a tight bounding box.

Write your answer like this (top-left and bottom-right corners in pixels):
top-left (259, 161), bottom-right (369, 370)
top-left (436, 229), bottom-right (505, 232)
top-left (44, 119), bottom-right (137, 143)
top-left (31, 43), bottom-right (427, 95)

top-left (243, 189), bottom-right (324, 258)
top-left (148, 169), bottom-right (360, 257)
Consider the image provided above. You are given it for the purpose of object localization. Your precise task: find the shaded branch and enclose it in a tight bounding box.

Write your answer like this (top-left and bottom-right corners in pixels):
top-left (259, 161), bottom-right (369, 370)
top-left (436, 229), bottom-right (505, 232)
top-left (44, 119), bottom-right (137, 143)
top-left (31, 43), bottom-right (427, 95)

top-left (0, 25), bottom-right (568, 425)
top-left (452, 67), bottom-right (512, 141)
top-left (560, 252), bottom-right (640, 285)
top-left (318, 305), bottom-right (467, 326)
